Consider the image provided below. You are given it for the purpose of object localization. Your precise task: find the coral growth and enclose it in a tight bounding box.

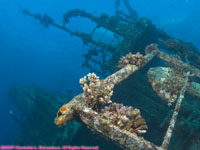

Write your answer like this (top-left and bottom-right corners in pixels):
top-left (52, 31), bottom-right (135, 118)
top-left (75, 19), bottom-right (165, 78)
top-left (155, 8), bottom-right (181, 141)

top-left (100, 103), bottom-right (148, 134)
top-left (163, 39), bottom-right (192, 52)
top-left (162, 69), bottom-right (186, 95)
top-left (118, 52), bottom-right (146, 68)
top-left (80, 73), bottom-right (114, 110)
top-left (148, 67), bottom-right (187, 105)
top-left (164, 55), bottom-right (191, 73)
top-left (79, 73), bottom-right (148, 136)
top-left (145, 43), bottom-right (158, 54)
top-left (163, 39), bottom-right (200, 66)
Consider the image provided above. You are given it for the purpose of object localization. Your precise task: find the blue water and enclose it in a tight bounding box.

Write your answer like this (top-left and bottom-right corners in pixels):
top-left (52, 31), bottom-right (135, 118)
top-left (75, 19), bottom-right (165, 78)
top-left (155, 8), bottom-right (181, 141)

top-left (0, 0), bottom-right (200, 146)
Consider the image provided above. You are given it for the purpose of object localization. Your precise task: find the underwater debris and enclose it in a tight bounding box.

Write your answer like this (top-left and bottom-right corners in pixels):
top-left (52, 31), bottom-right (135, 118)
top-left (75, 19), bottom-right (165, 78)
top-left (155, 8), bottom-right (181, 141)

top-left (118, 52), bottom-right (146, 68)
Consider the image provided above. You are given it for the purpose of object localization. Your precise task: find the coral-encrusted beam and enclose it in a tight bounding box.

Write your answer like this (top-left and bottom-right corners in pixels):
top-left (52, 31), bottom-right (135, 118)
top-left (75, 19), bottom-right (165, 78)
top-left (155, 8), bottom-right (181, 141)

top-left (156, 50), bottom-right (200, 78)
top-left (161, 72), bottom-right (191, 150)
top-left (104, 51), bottom-right (157, 85)
top-left (75, 105), bottom-right (159, 150)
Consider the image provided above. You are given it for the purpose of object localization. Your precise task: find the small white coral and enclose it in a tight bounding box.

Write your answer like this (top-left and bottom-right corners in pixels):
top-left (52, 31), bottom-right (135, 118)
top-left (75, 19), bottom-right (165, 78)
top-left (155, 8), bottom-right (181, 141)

top-left (79, 73), bottom-right (114, 110)
top-left (87, 73), bottom-right (99, 82)
top-left (79, 76), bottom-right (87, 84)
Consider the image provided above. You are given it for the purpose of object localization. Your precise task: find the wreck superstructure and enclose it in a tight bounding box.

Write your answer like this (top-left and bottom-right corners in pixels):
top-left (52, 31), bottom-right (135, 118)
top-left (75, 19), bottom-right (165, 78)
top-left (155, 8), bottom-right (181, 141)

top-left (22, 0), bottom-right (200, 76)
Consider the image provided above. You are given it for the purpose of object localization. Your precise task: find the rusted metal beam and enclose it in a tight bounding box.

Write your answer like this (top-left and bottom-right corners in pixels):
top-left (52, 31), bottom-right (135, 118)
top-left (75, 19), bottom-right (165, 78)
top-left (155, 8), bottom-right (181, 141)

top-left (161, 72), bottom-right (190, 150)
top-left (156, 50), bottom-right (200, 78)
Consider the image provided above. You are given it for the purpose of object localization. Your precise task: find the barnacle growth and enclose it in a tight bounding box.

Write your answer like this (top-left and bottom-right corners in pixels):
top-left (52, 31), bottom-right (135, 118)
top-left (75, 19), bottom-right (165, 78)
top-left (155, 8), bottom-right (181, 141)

top-left (118, 52), bottom-right (146, 68)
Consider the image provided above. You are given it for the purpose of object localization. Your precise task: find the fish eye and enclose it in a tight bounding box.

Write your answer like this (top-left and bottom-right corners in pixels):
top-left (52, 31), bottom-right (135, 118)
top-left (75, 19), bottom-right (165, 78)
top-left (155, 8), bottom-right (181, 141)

top-left (57, 111), bottom-right (62, 117)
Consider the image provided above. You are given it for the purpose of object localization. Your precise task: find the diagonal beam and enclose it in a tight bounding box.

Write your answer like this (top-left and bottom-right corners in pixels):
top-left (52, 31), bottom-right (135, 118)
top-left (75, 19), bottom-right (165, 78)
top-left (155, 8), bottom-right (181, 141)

top-left (161, 72), bottom-right (191, 149)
